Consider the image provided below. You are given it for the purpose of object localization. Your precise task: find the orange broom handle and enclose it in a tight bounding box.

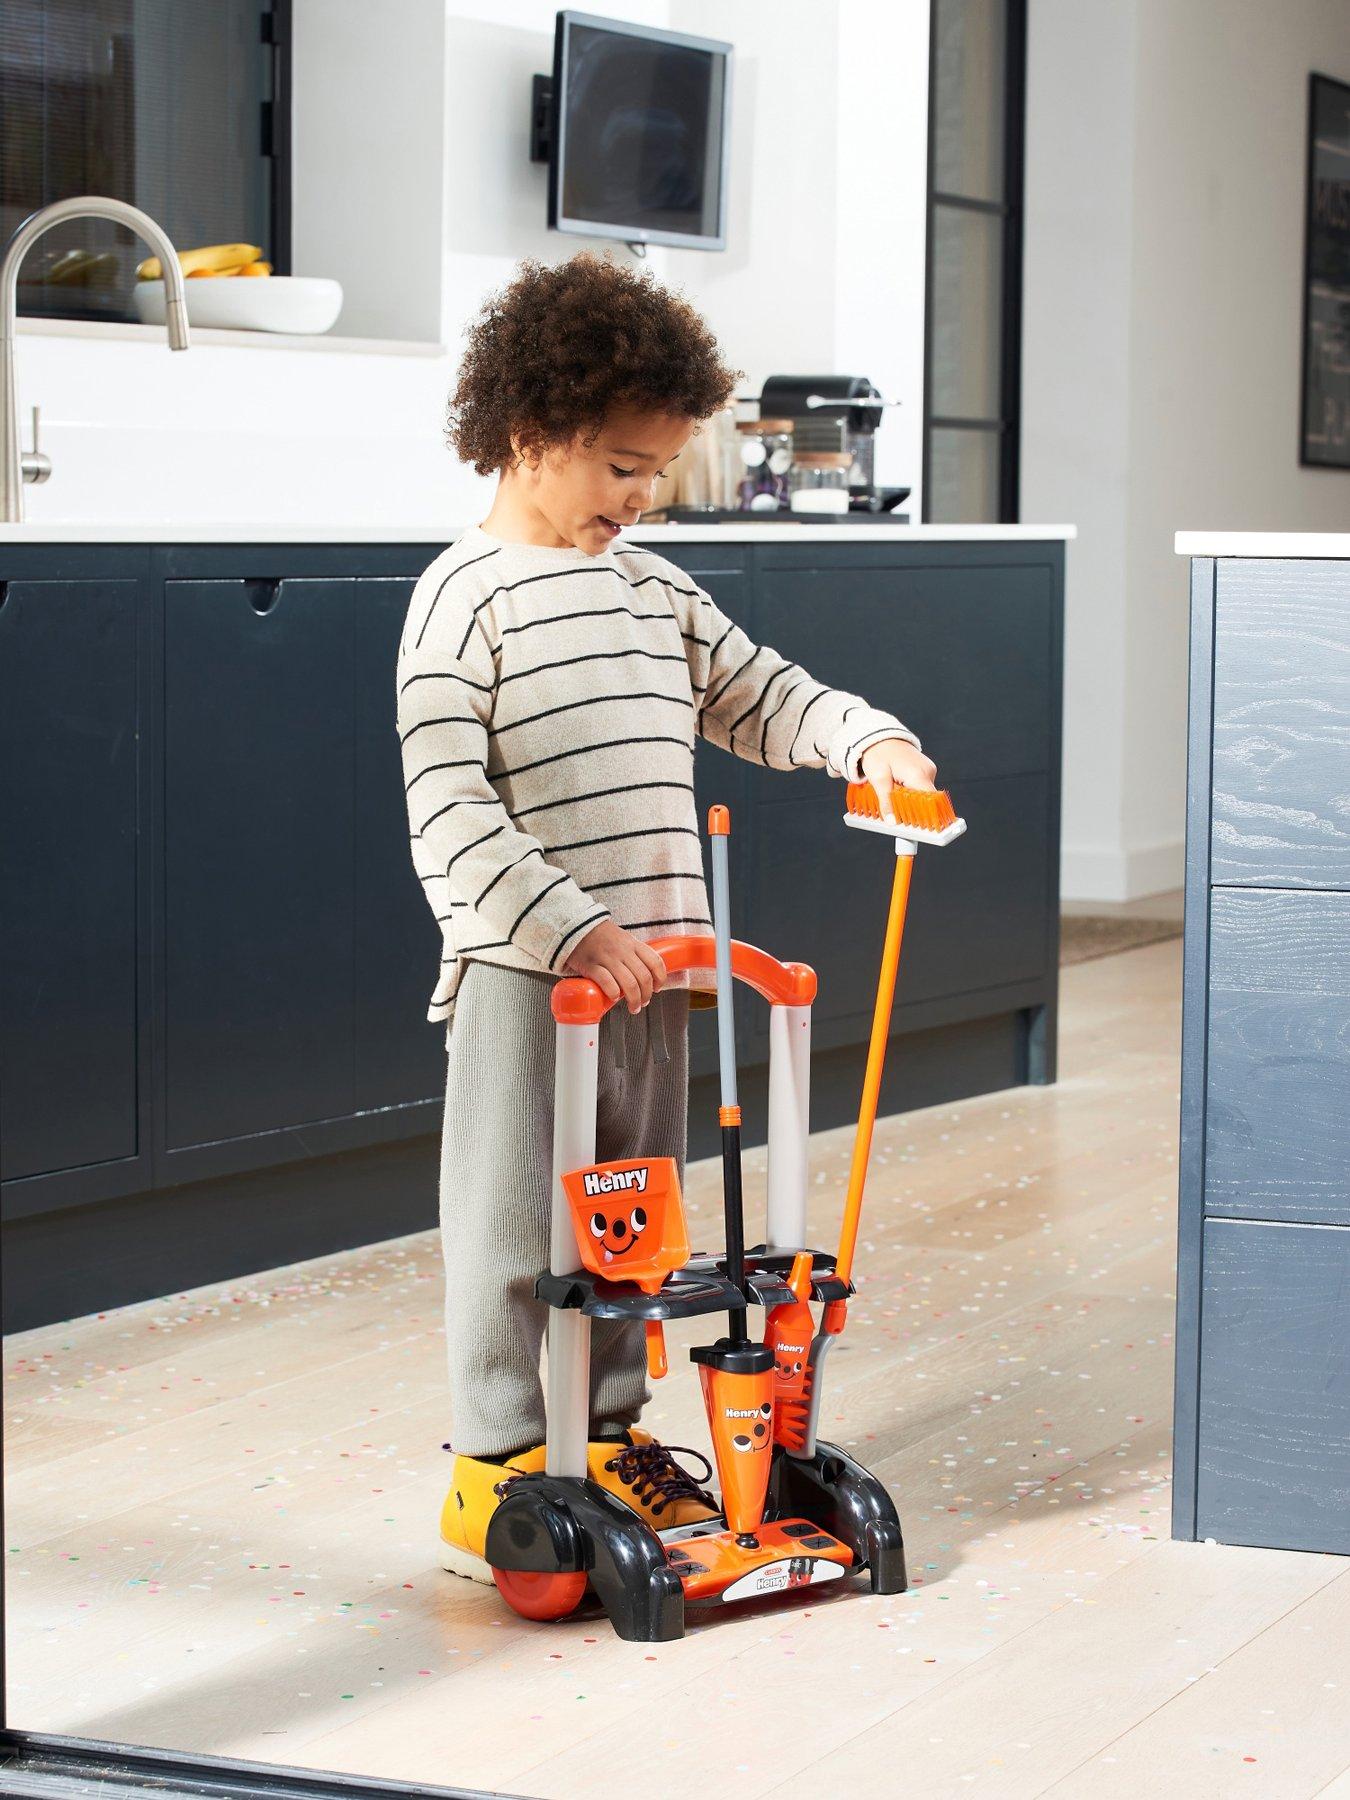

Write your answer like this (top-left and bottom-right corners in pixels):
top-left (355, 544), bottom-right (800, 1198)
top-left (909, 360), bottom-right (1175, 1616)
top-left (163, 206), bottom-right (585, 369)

top-left (832, 851), bottom-right (914, 1293)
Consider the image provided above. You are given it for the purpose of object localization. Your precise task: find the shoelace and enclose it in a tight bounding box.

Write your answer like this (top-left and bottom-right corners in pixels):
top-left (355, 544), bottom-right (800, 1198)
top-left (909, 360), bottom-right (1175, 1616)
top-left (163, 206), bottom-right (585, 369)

top-left (489, 1441), bottom-right (718, 1512)
top-left (603, 1441), bottom-right (716, 1516)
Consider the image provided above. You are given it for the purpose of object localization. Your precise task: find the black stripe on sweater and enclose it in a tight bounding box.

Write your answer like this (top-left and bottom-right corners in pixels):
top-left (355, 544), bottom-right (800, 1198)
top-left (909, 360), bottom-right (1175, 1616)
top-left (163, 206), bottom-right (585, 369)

top-left (445, 822), bottom-right (505, 870)
top-left (412, 547), bottom-right (502, 651)
top-left (493, 733), bottom-right (689, 783)
top-left (707, 618), bottom-right (736, 663)
top-left (445, 562), bottom-right (699, 660)
top-left (492, 600), bottom-right (682, 647)
top-left (757, 673), bottom-right (807, 760)
top-left (727, 660), bottom-right (799, 737)
top-left (786, 688), bottom-right (830, 766)
top-left (492, 688), bottom-right (691, 738)
top-left (625, 570), bottom-right (700, 599)
top-left (621, 913), bottom-right (715, 931)
top-left (397, 667), bottom-right (493, 698)
top-left (702, 642), bottom-right (766, 717)
top-left (540, 822), bottom-right (700, 855)
top-left (548, 906), bottom-right (611, 970)
top-left (497, 645), bottom-right (688, 688)
top-left (505, 870), bottom-right (569, 941)
top-left (584, 869), bottom-right (705, 893)
top-left (405, 757), bottom-right (485, 794)
top-left (474, 842), bottom-right (543, 907)
top-left (398, 712), bottom-right (480, 747)
top-left (420, 792), bottom-right (502, 834)
top-left (511, 777), bottom-right (694, 822)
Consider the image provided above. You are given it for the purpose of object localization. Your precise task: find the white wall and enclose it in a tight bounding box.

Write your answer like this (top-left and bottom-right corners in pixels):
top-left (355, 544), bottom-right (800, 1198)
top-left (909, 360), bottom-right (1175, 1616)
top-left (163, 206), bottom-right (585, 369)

top-left (1024, 0), bottom-right (1350, 902)
top-left (14, 0), bottom-right (929, 529)
top-left (291, 0), bottom-right (447, 343)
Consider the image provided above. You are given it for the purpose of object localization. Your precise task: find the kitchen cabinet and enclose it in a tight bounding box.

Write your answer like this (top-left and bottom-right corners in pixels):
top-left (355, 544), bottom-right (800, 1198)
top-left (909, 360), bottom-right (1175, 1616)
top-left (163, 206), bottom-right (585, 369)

top-left (0, 574), bottom-right (141, 1183)
top-left (1174, 546), bottom-right (1350, 1556)
top-left (164, 577), bottom-right (358, 1149)
top-left (1, 532), bottom-right (1066, 1330)
top-left (1196, 1218), bottom-right (1350, 1555)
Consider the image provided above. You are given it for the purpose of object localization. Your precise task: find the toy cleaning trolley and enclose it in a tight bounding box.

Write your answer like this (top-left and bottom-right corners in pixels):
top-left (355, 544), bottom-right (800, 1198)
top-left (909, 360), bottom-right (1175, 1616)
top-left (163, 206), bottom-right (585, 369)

top-left (484, 785), bottom-right (966, 1641)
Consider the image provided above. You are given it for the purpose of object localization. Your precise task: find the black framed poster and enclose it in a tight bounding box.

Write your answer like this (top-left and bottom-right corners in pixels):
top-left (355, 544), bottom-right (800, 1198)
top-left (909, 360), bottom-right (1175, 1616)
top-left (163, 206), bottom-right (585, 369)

top-left (1301, 73), bottom-right (1350, 469)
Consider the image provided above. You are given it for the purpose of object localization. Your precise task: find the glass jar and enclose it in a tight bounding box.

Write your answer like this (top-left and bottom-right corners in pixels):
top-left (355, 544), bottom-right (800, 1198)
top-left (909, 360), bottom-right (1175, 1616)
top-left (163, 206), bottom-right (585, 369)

top-left (788, 450), bottom-right (853, 514)
top-left (728, 418), bottom-right (794, 512)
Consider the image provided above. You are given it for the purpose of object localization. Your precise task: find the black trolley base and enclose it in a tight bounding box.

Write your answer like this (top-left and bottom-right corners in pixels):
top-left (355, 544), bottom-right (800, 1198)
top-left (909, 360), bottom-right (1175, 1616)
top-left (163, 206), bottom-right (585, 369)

top-left (484, 1439), bottom-right (907, 1643)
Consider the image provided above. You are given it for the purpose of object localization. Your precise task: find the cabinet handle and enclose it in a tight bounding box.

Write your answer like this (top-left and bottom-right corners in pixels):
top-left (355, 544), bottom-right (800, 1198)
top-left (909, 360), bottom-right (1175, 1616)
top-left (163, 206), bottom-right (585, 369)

top-left (0, 581), bottom-right (8, 611)
top-left (246, 579), bottom-right (281, 616)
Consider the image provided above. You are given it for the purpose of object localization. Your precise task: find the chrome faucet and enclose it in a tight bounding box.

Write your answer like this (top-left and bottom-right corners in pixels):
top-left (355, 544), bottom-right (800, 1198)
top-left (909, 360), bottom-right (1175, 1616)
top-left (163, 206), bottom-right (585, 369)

top-left (0, 196), bottom-right (190, 523)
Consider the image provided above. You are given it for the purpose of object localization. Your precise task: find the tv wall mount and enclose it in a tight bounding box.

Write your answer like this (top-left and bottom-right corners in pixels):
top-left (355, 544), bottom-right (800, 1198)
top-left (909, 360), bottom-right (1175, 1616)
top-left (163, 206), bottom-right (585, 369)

top-left (530, 75), bottom-right (554, 165)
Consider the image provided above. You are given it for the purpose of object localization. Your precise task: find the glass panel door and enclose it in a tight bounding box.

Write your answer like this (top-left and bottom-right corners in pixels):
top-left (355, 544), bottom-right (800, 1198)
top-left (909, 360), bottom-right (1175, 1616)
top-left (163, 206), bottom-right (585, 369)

top-left (924, 0), bottom-right (1025, 522)
top-left (0, 0), bottom-right (288, 325)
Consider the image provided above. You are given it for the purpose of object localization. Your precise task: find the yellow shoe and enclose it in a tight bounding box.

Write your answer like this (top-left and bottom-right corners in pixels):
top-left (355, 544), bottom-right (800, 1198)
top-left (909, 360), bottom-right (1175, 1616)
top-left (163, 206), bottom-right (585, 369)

top-left (587, 1427), bottom-right (721, 1531)
top-left (437, 1443), bottom-right (547, 1584)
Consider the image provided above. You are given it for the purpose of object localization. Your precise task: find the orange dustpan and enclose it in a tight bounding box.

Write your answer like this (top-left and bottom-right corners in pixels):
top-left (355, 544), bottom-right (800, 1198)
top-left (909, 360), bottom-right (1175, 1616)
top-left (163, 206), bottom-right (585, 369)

top-left (560, 1156), bottom-right (689, 1379)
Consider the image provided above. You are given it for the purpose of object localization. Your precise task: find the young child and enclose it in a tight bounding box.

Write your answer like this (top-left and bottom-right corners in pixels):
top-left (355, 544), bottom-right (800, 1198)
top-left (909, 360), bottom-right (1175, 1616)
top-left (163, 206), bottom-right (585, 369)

top-left (396, 253), bottom-right (938, 1583)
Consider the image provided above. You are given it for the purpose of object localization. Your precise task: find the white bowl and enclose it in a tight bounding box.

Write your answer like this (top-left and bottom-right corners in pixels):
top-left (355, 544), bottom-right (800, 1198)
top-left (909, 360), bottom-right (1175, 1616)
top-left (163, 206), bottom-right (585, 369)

top-left (133, 275), bottom-right (343, 335)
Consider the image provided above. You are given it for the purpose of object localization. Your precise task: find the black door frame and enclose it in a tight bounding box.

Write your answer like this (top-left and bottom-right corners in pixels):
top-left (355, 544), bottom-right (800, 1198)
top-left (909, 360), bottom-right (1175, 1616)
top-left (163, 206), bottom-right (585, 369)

top-left (922, 0), bottom-right (1028, 523)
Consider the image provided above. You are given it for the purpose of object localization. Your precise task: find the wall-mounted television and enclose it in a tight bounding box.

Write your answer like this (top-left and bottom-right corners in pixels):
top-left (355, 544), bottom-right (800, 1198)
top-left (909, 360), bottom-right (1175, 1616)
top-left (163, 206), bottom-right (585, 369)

top-left (545, 11), bottom-right (732, 252)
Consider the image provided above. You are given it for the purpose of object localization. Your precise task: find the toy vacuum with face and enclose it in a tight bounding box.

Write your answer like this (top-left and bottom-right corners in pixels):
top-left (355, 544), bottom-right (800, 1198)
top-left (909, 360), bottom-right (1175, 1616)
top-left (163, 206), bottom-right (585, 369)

top-left (484, 788), bottom-right (966, 1639)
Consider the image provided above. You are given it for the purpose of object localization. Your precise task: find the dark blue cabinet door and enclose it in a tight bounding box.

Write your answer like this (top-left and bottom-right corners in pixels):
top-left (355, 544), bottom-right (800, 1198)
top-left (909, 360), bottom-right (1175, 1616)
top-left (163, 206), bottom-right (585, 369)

top-left (354, 578), bottom-right (446, 1107)
top-left (0, 579), bottom-right (139, 1180)
top-left (1211, 560), bottom-right (1350, 888)
top-left (1197, 1218), bottom-right (1350, 1554)
top-left (741, 560), bottom-right (1054, 797)
top-left (718, 555), bottom-right (1051, 1048)
top-left (1205, 887), bottom-right (1350, 1225)
top-left (164, 579), bottom-right (355, 1147)
top-left (745, 771), bottom-right (1047, 1053)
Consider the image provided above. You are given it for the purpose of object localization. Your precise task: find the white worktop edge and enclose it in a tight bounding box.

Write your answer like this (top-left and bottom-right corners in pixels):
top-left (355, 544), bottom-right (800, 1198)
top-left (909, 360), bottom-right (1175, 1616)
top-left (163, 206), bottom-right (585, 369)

top-left (1175, 530), bottom-right (1350, 558)
top-left (0, 520), bottom-right (1078, 546)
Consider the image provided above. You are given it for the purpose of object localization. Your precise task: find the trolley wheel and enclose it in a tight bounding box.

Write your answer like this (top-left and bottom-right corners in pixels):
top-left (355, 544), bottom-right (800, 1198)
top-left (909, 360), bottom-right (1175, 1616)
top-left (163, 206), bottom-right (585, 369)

top-left (491, 1565), bottom-right (587, 1621)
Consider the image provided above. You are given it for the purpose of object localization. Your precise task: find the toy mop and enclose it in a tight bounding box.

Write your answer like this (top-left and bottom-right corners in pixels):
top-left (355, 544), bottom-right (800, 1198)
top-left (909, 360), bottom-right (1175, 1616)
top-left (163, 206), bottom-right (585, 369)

top-left (484, 783), bottom-right (966, 1640)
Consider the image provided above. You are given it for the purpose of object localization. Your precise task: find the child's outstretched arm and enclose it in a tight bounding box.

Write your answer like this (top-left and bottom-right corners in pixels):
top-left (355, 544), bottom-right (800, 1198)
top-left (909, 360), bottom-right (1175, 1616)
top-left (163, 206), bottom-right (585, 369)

top-left (684, 584), bottom-right (934, 794)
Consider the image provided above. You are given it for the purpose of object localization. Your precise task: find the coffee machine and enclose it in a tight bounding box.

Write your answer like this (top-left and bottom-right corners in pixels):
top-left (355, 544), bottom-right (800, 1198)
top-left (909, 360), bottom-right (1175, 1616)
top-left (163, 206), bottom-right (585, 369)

top-left (757, 374), bottom-right (908, 512)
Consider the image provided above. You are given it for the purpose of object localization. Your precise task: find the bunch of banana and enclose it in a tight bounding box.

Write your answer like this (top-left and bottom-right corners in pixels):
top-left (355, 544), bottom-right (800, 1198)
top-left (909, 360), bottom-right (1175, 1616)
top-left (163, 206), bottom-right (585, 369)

top-left (136, 243), bottom-right (272, 280)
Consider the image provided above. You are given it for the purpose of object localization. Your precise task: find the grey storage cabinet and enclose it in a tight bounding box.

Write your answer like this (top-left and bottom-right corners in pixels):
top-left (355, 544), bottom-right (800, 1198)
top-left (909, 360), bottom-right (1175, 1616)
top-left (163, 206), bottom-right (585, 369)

top-left (2, 534), bottom-right (1065, 1330)
top-left (1174, 554), bottom-right (1350, 1554)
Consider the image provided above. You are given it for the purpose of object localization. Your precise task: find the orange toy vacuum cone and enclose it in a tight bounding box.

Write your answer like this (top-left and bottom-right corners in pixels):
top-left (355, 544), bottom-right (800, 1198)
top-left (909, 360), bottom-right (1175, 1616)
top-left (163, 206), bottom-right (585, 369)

top-left (694, 1355), bottom-right (775, 1539)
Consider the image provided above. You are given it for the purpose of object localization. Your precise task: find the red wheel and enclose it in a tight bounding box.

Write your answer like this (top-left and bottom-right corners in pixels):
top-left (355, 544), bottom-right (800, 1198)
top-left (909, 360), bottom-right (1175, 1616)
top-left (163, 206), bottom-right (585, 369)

top-left (492, 1566), bottom-right (587, 1621)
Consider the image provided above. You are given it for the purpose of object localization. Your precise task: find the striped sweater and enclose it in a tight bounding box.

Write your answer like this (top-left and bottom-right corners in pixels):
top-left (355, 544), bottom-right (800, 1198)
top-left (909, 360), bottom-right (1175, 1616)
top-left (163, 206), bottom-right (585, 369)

top-left (395, 525), bottom-right (919, 1039)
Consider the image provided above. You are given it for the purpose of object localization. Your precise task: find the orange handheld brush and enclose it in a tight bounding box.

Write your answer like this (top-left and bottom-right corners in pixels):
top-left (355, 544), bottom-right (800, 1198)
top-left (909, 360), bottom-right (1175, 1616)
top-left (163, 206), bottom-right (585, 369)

top-left (770, 782), bottom-right (967, 1456)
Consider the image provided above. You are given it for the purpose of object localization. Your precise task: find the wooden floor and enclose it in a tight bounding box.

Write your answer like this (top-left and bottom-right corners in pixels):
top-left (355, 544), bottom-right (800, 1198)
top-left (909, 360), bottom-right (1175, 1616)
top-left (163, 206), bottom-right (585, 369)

top-left (7, 936), bottom-right (1350, 1798)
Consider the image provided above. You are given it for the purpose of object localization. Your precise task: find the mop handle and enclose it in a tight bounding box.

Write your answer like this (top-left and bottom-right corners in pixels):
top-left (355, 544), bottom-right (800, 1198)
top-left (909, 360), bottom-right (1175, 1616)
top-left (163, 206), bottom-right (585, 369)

top-left (708, 805), bottom-right (749, 1342)
top-left (833, 848), bottom-right (914, 1288)
top-left (709, 809), bottom-right (738, 1112)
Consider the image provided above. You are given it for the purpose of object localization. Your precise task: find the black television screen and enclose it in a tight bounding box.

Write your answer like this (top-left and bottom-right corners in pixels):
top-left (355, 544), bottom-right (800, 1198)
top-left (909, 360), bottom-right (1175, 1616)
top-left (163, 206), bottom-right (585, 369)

top-left (550, 11), bottom-right (732, 250)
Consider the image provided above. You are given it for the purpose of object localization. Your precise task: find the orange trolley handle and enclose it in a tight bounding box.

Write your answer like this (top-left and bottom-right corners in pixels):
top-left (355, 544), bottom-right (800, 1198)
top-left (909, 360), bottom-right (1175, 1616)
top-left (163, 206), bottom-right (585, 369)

top-left (550, 933), bottom-right (816, 1023)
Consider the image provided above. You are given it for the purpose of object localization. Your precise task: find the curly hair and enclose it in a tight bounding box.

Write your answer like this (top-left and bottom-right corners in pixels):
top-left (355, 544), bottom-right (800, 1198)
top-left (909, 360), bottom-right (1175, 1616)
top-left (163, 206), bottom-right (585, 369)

top-left (446, 253), bottom-right (741, 475)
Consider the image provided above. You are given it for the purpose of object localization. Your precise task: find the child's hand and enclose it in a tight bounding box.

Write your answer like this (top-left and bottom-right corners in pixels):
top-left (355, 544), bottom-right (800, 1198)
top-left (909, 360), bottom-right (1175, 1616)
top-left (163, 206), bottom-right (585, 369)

top-left (565, 918), bottom-right (668, 1012)
top-left (859, 738), bottom-right (939, 822)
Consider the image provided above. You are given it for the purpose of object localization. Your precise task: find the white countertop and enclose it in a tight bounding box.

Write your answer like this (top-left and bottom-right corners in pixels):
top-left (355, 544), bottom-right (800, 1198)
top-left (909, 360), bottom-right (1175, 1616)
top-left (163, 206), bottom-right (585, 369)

top-left (0, 520), bottom-right (1077, 545)
top-left (1176, 531), bottom-right (1350, 558)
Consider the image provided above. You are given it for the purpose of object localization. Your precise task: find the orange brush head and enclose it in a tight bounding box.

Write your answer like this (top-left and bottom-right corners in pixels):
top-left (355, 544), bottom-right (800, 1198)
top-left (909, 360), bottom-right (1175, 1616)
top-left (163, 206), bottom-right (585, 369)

top-left (845, 782), bottom-right (959, 834)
